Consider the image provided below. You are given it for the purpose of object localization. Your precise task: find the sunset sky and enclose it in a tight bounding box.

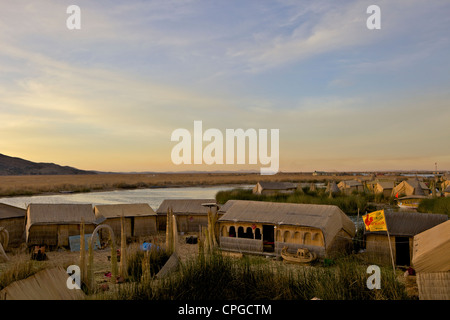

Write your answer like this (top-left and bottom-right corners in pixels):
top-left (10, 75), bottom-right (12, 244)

top-left (0, 0), bottom-right (449, 173)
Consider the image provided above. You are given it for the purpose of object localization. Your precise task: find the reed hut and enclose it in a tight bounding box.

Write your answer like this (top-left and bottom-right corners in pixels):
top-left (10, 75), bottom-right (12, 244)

top-left (391, 178), bottom-right (430, 197)
top-left (0, 203), bottom-right (26, 247)
top-left (368, 181), bottom-right (394, 197)
top-left (93, 203), bottom-right (157, 241)
top-left (156, 199), bottom-right (217, 233)
top-left (325, 181), bottom-right (340, 195)
top-left (442, 181), bottom-right (450, 197)
top-left (218, 200), bottom-right (355, 259)
top-left (364, 211), bottom-right (448, 266)
top-left (25, 204), bottom-right (96, 248)
top-left (337, 180), bottom-right (364, 195)
top-left (252, 182), bottom-right (297, 195)
top-left (412, 220), bottom-right (450, 300)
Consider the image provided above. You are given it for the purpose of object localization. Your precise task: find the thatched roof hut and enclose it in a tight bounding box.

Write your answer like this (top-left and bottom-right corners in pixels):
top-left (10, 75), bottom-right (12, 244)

top-left (392, 178), bottom-right (430, 197)
top-left (252, 182), bottom-right (297, 195)
top-left (325, 181), bottom-right (340, 195)
top-left (156, 199), bottom-right (217, 233)
top-left (94, 203), bottom-right (157, 240)
top-left (26, 204), bottom-right (96, 248)
top-left (337, 180), bottom-right (364, 194)
top-left (0, 203), bottom-right (26, 247)
top-left (364, 211), bottom-right (448, 266)
top-left (218, 200), bottom-right (355, 259)
top-left (412, 220), bottom-right (450, 300)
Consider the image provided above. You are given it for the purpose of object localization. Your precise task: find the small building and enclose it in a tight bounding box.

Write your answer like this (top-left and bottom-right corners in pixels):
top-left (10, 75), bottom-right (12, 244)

top-left (218, 200), bottom-right (355, 259)
top-left (25, 204), bottom-right (96, 248)
top-left (441, 180), bottom-right (450, 197)
top-left (391, 178), bottom-right (430, 197)
top-left (325, 181), bottom-right (340, 195)
top-left (252, 182), bottom-right (298, 195)
top-left (0, 203), bottom-right (26, 247)
top-left (364, 211), bottom-right (448, 266)
top-left (412, 220), bottom-right (450, 300)
top-left (94, 203), bottom-right (157, 241)
top-left (368, 181), bottom-right (395, 197)
top-left (337, 180), bottom-right (364, 195)
top-left (443, 185), bottom-right (450, 198)
top-left (156, 199), bottom-right (217, 233)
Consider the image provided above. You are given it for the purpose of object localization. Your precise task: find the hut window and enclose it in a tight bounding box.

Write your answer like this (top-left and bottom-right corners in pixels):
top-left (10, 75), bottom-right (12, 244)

top-left (229, 226), bottom-right (236, 237)
top-left (238, 227), bottom-right (253, 239)
top-left (304, 232), bottom-right (312, 245)
top-left (283, 231), bottom-right (290, 243)
top-left (237, 226), bottom-right (245, 238)
top-left (255, 228), bottom-right (261, 240)
top-left (294, 232), bottom-right (302, 243)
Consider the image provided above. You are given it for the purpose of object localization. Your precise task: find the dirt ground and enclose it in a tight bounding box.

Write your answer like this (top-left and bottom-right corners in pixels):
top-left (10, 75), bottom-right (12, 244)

top-left (0, 232), bottom-right (419, 299)
top-left (0, 231), bottom-right (200, 286)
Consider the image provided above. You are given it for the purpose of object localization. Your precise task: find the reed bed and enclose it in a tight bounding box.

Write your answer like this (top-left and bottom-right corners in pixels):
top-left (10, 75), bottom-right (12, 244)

top-left (418, 197), bottom-right (450, 217)
top-left (105, 251), bottom-right (409, 300)
top-left (216, 188), bottom-right (377, 215)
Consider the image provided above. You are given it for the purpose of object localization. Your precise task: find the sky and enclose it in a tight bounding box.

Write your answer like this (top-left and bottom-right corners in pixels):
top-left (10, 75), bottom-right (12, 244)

top-left (0, 0), bottom-right (449, 173)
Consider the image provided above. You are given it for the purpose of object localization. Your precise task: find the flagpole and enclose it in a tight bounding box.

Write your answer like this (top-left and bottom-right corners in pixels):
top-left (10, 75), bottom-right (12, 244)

top-left (385, 214), bottom-right (396, 275)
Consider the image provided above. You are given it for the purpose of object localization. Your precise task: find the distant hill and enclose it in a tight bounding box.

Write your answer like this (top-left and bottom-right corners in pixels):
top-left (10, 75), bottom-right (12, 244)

top-left (0, 153), bottom-right (96, 175)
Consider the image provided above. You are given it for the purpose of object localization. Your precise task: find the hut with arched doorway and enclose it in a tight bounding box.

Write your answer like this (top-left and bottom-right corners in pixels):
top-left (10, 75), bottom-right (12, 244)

top-left (217, 200), bottom-right (355, 259)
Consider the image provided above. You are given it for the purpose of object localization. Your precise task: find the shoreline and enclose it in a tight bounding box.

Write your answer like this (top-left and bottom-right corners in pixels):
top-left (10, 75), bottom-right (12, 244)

top-left (0, 171), bottom-right (404, 199)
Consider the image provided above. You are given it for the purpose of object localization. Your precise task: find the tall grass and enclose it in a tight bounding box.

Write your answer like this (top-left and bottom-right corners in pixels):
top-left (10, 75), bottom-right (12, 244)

top-left (0, 260), bottom-right (46, 290)
top-left (216, 189), bottom-right (377, 215)
top-left (418, 197), bottom-right (450, 217)
top-left (126, 244), bottom-right (171, 282)
top-left (107, 252), bottom-right (409, 300)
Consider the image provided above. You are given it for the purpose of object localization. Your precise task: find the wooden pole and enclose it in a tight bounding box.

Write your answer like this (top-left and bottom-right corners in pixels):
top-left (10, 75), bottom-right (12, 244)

top-left (80, 218), bottom-right (86, 285)
top-left (386, 224), bottom-right (396, 275)
top-left (120, 213), bottom-right (128, 279)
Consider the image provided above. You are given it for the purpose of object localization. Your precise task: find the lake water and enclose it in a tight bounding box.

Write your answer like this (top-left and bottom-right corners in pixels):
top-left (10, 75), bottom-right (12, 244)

top-left (0, 184), bottom-right (365, 226)
top-left (0, 185), bottom-right (251, 211)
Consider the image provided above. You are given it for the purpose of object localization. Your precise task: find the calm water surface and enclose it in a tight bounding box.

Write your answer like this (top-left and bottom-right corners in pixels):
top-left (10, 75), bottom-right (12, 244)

top-left (0, 185), bottom-right (251, 211)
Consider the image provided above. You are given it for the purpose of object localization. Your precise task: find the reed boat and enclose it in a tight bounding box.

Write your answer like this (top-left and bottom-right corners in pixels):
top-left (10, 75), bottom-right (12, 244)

top-left (281, 246), bottom-right (317, 264)
top-left (396, 195), bottom-right (427, 209)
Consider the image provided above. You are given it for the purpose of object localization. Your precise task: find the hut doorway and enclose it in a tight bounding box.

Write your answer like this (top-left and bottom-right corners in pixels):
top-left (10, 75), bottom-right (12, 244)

top-left (395, 237), bottom-right (410, 266)
top-left (262, 225), bottom-right (274, 252)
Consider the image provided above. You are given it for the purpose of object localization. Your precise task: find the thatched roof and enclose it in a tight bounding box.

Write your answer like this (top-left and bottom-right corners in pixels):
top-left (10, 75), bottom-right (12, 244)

top-left (256, 182), bottom-right (297, 190)
top-left (376, 181), bottom-right (394, 189)
top-left (94, 203), bottom-right (156, 218)
top-left (218, 200), bottom-right (355, 244)
top-left (0, 203), bottom-right (26, 219)
top-left (218, 200), bottom-right (239, 214)
top-left (365, 211), bottom-right (448, 237)
top-left (156, 199), bottom-right (216, 215)
top-left (326, 181), bottom-right (340, 194)
top-left (0, 267), bottom-right (85, 300)
top-left (26, 203), bottom-right (95, 226)
top-left (412, 220), bottom-right (450, 273)
top-left (338, 180), bottom-right (363, 188)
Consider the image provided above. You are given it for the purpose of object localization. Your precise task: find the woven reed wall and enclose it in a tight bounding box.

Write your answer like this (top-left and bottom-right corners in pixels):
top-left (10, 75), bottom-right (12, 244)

top-left (417, 272), bottom-right (450, 300)
top-left (220, 237), bottom-right (263, 253)
top-left (0, 217), bottom-right (25, 247)
top-left (133, 216), bottom-right (157, 237)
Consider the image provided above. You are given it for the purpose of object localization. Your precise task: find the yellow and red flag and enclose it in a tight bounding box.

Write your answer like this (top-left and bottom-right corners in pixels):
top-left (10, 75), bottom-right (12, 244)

top-left (363, 210), bottom-right (388, 232)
